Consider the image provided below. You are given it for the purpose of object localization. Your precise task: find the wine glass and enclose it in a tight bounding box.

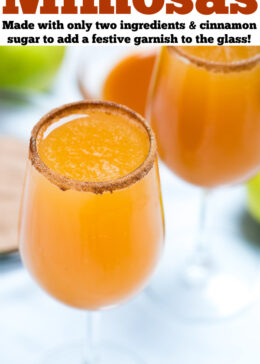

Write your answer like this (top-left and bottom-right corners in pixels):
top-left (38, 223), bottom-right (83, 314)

top-left (146, 46), bottom-right (260, 321)
top-left (78, 46), bottom-right (158, 116)
top-left (19, 100), bottom-right (164, 363)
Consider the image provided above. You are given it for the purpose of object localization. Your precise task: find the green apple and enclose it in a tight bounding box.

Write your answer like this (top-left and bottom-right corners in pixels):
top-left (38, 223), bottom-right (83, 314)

top-left (247, 174), bottom-right (260, 222)
top-left (0, 46), bottom-right (65, 92)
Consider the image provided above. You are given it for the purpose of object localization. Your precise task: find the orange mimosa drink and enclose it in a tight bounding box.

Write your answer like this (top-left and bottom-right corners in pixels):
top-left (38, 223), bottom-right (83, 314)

top-left (102, 50), bottom-right (158, 116)
top-left (147, 46), bottom-right (260, 321)
top-left (147, 46), bottom-right (260, 187)
top-left (19, 101), bottom-right (164, 310)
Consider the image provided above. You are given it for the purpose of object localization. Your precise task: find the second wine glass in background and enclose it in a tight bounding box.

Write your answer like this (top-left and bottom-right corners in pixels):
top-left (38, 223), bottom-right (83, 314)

top-left (146, 46), bottom-right (260, 321)
top-left (78, 46), bottom-right (158, 116)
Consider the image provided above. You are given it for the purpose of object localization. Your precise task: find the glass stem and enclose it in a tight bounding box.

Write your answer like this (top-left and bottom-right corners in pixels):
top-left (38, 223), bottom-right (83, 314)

top-left (82, 312), bottom-right (96, 364)
top-left (196, 189), bottom-right (209, 254)
top-left (184, 189), bottom-right (213, 286)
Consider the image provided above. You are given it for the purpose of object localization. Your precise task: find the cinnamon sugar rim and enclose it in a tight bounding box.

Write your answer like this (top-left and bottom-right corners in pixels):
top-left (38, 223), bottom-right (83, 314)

top-left (168, 46), bottom-right (260, 73)
top-left (29, 100), bottom-right (157, 194)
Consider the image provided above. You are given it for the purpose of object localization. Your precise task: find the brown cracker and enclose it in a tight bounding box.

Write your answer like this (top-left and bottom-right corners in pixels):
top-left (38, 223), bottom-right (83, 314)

top-left (0, 137), bottom-right (27, 254)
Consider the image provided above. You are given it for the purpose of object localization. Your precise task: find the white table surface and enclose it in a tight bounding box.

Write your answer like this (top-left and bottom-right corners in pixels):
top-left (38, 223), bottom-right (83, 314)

top-left (1, 47), bottom-right (260, 364)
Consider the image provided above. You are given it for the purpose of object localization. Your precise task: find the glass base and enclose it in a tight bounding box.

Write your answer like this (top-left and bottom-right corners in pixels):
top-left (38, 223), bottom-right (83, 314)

top-left (147, 230), bottom-right (260, 322)
top-left (40, 342), bottom-right (145, 364)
